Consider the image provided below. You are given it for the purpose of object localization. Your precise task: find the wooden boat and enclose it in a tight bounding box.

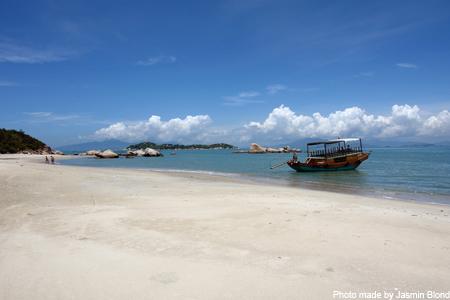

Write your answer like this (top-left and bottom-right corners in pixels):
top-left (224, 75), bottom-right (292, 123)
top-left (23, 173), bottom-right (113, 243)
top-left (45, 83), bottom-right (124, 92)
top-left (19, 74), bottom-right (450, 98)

top-left (287, 138), bottom-right (369, 172)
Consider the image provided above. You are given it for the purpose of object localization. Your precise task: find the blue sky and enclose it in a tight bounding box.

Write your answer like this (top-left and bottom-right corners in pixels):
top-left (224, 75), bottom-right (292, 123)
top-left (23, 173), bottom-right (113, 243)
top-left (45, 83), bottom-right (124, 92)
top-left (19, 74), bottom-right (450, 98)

top-left (1, 0), bottom-right (450, 146)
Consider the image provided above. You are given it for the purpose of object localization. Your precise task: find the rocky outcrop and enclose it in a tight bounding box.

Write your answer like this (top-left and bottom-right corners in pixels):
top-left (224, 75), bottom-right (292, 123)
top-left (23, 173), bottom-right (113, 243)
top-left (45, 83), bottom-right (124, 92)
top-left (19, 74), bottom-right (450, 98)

top-left (249, 143), bottom-right (281, 153)
top-left (127, 148), bottom-right (163, 157)
top-left (86, 150), bottom-right (101, 156)
top-left (234, 143), bottom-right (299, 154)
top-left (143, 148), bottom-right (162, 157)
top-left (249, 143), bottom-right (266, 153)
top-left (94, 149), bottom-right (119, 159)
top-left (21, 147), bottom-right (52, 155)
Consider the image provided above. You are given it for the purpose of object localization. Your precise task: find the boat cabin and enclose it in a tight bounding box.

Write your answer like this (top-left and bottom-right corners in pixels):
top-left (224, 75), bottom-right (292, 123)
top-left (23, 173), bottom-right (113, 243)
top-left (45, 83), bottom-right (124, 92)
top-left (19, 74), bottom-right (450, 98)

top-left (307, 138), bottom-right (363, 158)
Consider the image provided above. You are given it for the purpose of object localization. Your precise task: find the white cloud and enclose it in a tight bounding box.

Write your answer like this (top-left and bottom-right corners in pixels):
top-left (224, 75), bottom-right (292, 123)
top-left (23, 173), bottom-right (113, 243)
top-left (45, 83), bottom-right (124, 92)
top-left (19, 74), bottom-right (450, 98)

top-left (92, 104), bottom-right (450, 145)
top-left (422, 110), bottom-right (450, 136)
top-left (238, 91), bottom-right (260, 98)
top-left (266, 84), bottom-right (287, 94)
top-left (94, 114), bottom-right (212, 142)
top-left (396, 63), bottom-right (418, 69)
top-left (223, 84), bottom-right (287, 106)
top-left (136, 55), bottom-right (176, 66)
top-left (0, 42), bottom-right (72, 63)
top-left (245, 104), bottom-right (450, 142)
top-left (25, 112), bottom-right (53, 118)
top-left (24, 112), bottom-right (87, 123)
top-left (223, 91), bottom-right (262, 106)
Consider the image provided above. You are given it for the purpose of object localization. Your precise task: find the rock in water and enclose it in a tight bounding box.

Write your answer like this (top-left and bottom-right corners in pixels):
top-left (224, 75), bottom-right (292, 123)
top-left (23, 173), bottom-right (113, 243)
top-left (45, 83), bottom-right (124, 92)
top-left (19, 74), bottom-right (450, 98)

top-left (95, 149), bottom-right (119, 158)
top-left (127, 148), bottom-right (162, 157)
top-left (143, 148), bottom-right (162, 157)
top-left (86, 150), bottom-right (100, 156)
top-left (127, 149), bottom-right (145, 156)
top-left (249, 143), bottom-right (266, 153)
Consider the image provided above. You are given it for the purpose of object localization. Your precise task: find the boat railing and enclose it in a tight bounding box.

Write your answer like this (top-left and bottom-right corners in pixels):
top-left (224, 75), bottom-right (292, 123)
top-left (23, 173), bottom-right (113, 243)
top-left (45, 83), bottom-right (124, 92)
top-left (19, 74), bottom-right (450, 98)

top-left (307, 147), bottom-right (363, 158)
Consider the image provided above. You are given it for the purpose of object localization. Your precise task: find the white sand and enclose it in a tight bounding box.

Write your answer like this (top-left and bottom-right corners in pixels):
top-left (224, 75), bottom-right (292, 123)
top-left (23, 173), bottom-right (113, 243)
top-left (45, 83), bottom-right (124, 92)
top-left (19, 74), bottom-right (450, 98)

top-left (0, 154), bottom-right (449, 299)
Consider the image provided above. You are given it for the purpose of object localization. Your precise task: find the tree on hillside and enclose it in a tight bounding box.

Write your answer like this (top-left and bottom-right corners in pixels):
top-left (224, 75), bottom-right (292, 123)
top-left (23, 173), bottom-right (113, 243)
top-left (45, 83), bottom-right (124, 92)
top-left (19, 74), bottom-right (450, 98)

top-left (0, 129), bottom-right (49, 154)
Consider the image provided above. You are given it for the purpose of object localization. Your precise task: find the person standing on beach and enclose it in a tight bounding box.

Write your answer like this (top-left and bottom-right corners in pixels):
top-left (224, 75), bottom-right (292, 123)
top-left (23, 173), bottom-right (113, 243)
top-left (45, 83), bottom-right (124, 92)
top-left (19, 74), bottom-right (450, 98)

top-left (50, 156), bottom-right (55, 164)
top-left (45, 156), bottom-right (49, 164)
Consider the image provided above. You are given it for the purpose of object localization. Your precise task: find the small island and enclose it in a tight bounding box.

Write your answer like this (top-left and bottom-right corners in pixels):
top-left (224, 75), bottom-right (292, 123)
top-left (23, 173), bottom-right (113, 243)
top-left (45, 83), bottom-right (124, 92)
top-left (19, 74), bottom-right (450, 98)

top-left (127, 141), bottom-right (235, 150)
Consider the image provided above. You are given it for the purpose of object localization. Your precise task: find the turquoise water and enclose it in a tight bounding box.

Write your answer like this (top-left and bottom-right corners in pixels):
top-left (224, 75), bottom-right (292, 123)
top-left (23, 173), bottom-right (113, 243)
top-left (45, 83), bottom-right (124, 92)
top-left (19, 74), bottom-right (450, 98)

top-left (61, 147), bottom-right (450, 205)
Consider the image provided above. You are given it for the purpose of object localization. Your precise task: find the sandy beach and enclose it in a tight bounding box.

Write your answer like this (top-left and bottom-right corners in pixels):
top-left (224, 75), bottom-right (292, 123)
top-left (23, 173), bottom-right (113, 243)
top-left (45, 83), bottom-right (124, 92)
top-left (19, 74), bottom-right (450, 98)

top-left (0, 154), bottom-right (449, 300)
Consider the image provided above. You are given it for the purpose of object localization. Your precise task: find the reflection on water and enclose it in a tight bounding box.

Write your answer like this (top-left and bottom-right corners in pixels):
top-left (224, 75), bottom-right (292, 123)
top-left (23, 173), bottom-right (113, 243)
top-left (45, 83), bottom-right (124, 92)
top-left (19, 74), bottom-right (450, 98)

top-left (285, 169), bottom-right (370, 191)
top-left (61, 147), bottom-right (450, 205)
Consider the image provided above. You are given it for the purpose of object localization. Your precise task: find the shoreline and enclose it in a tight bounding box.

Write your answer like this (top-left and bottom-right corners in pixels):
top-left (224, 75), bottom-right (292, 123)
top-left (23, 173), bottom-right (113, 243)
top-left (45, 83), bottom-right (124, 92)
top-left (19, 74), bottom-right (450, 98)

top-left (3, 154), bottom-right (449, 226)
top-left (5, 153), bottom-right (450, 207)
top-left (1, 154), bottom-right (449, 299)
top-left (58, 154), bottom-right (450, 207)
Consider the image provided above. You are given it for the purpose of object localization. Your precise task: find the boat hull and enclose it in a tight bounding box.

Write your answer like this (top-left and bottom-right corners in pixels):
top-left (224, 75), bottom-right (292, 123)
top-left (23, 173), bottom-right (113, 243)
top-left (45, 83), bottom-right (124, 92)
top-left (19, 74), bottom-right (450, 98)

top-left (287, 152), bottom-right (369, 172)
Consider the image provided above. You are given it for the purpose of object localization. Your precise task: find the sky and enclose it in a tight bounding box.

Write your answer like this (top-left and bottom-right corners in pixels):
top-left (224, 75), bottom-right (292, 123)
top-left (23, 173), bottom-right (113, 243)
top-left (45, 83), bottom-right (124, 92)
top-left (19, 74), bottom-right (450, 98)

top-left (1, 0), bottom-right (450, 147)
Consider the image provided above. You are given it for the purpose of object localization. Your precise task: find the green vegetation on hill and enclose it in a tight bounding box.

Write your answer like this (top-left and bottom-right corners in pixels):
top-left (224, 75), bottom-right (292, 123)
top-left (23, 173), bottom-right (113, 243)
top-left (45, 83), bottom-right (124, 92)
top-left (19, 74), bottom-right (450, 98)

top-left (127, 141), bottom-right (235, 150)
top-left (0, 129), bottom-right (49, 154)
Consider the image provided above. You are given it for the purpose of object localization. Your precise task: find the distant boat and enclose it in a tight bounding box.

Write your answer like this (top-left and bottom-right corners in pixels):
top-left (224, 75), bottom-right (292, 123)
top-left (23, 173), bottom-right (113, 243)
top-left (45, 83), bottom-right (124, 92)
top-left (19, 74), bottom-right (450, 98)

top-left (287, 138), bottom-right (370, 172)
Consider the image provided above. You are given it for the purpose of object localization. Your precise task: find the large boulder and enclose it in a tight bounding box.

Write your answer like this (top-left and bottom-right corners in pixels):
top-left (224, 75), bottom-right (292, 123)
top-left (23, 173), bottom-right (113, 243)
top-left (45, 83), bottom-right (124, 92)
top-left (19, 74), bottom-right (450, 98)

top-left (249, 143), bottom-right (266, 153)
top-left (143, 148), bottom-right (162, 157)
top-left (125, 150), bottom-right (137, 157)
top-left (135, 149), bottom-right (147, 156)
top-left (127, 149), bottom-right (145, 156)
top-left (248, 143), bottom-right (284, 153)
top-left (266, 147), bottom-right (281, 153)
top-left (95, 149), bottom-right (119, 158)
top-left (127, 148), bottom-right (162, 157)
top-left (86, 150), bottom-right (100, 156)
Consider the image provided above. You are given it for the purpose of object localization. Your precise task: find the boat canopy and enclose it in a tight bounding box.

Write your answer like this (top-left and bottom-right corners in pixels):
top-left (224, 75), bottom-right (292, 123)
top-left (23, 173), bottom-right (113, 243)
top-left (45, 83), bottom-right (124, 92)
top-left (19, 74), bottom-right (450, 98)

top-left (306, 138), bottom-right (364, 158)
top-left (307, 138), bottom-right (361, 146)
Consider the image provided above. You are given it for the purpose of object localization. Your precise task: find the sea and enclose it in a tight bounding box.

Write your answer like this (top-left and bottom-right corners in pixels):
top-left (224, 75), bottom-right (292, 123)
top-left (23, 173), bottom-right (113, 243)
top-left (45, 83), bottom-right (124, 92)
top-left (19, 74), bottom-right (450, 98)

top-left (60, 147), bottom-right (450, 205)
